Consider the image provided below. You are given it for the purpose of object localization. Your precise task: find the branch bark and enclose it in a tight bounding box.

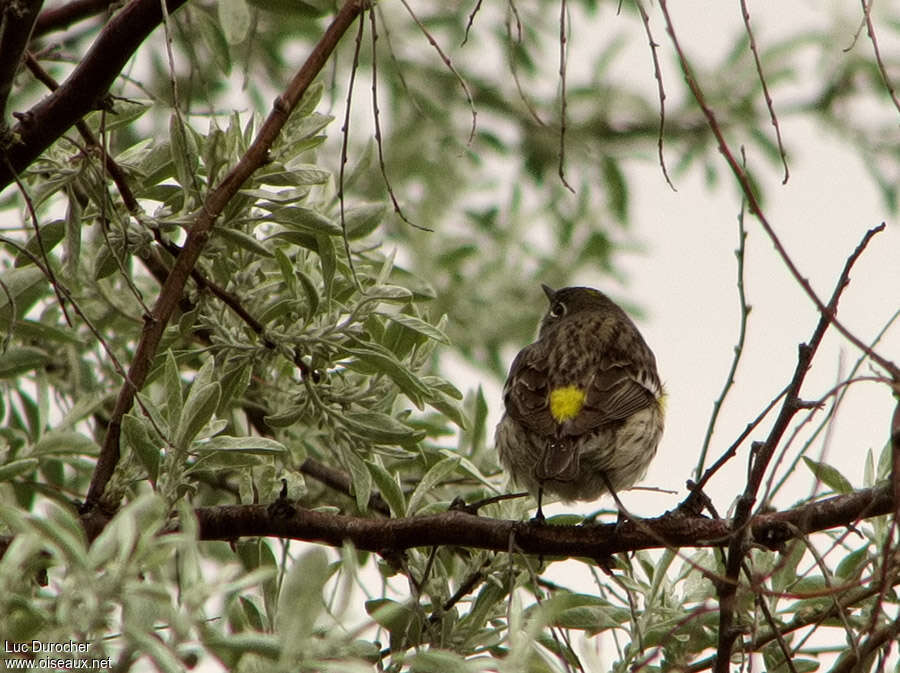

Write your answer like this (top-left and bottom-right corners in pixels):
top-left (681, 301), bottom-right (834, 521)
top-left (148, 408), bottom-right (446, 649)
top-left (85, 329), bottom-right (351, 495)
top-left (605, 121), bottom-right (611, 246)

top-left (191, 484), bottom-right (894, 558)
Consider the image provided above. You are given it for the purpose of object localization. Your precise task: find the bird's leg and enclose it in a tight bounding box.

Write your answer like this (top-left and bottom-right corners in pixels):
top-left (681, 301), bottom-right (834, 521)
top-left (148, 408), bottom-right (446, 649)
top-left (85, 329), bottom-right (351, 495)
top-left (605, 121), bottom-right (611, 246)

top-left (600, 472), bottom-right (636, 532)
top-left (531, 486), bottom-right (546, 524)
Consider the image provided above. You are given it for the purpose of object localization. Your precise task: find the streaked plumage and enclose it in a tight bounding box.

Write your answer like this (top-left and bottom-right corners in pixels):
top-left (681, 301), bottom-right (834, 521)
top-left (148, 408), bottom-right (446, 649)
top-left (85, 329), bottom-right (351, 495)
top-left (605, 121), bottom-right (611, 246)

top-left (495, 285), bottom-right (664, 515)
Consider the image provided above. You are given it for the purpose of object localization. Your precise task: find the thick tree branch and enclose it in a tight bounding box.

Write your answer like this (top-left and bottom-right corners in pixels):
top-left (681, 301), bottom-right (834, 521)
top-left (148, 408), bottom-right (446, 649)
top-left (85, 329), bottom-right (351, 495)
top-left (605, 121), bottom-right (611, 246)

top-left (192, 484), bottom-right (894, 558)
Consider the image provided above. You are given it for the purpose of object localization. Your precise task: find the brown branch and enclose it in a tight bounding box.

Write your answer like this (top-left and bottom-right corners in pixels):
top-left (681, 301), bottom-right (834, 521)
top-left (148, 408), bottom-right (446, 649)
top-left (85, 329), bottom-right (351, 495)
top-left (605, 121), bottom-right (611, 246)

top-left (83, 0), bottom-right (367, 510)
top-left (829, 615), bottom-right (900, 673)
top-left (893, 395), bottom-right (900, 522)
top-left (192, 484), bottom-right (895, 558)
top-left (860, 0), bottom-right (900, 117)
top-left (32, 0), bottom-right (115, 37)
top-left (633, 0), bottom-right (675, 190)
top-left (555, 0), bottom-right (574, 194)
top-left (710, 222), bottom-right (885, 670)
top-left (0, 0), bottom-right (44, 121)
top-left (0, 0), bottom-right (190, 190)
top-left (738, 0), bottom-right (789, 184)
top-left (749, 223), bottom-right (885, 503)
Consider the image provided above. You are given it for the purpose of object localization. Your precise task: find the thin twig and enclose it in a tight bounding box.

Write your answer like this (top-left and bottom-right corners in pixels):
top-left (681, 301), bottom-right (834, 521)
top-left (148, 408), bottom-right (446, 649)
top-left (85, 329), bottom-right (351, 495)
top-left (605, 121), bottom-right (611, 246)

top-left (368, 10), bottom-right (430, 231)
top-left (556, 0), bottom-right (575, 193)
top-left (505, 0), bottom-right (544, 125)
top-left (461, 0), bottom-right (483, 46)
top-left (399, 0), bottom-right (477, 146)
top-left (633, 0), bottom-right (675, 190)
top-left (696, 173), bottom-right (750, 478)
top-left (860, 0), bottom-right (900, 116)
top-left (738, 0), bottom-right (789, 184)
top-left (338, 9), bottom-right (366, 290)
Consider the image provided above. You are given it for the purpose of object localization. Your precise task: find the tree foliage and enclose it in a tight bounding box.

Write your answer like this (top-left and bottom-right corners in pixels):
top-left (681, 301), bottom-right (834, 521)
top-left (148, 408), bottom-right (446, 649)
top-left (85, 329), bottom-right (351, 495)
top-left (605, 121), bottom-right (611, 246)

top-left (0, 0), bottom-right (898, 671)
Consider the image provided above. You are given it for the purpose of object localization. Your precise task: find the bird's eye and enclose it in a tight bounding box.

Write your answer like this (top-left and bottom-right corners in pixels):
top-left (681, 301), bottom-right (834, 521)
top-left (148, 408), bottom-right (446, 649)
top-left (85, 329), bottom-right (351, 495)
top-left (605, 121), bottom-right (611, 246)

top-left (549, 301), bottom-right (566, 318)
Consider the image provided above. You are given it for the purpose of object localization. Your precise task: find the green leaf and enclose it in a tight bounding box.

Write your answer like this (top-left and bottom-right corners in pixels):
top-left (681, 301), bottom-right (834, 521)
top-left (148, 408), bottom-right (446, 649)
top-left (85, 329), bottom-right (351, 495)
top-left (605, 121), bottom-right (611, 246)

top-left (263, 407), bottom-right (305, 428)
top-left (31, 431), bottom-right (99, 456)
top-left (380, 312), bottom-right (450, 345)
top-left (123, 414), bottom-right (161, 483)
top-left (277, 547), bottom-right (329, 642)
top-left (258, 165), bottom-right (330, 186)
top-left (601, 155), bottom-right (628, 222)
top-left (420, 376), bottom-right (463, 400)
top-left (217, 362), bottom-right (252, 415)
top-left (11, 319), bottom-right (84, 345)
top-left (801, 457), bottom-right (853, 494)
top-left (295, 81), bottom-right (325, 119)
top-left (0, 266), bottom-right (46, 329)
top-left (315, 233), bottom-right (335, 301)
top-left (174, 365), bottom-right (221, 450)
top-left (0, 347), bottom-right (50, 378)
top-left (835, 546), bottom-right (868, 581)
top-left (14, 219), bottom-right (65, 267)
top-left (0, 458), bottom-right (39, 482)
top-left (217, 227), bottom-right (274, 258)
top-left (163, 350), bottom-right (183, 431)
top-left (406, 650), bottom-right (472, 673)
top-left (366, 461), bottom-right (406, 516)
top-left (169, 113), bottom-right (200, 191)
top-left (364, 599), bottom-right (422, 646)
top-left (343, 447), bottom-right (372, 511)
top-left (262, 206), bottom-right (342, 235)
top-left (196, 436), bottom-right (286, 454)
top-left (218, 0), bottom-right (250, 44)
top-left (343, 411), bottom-right (424, 445)
top-left (194, 6), bottom-right (231, 74)
top-left (296, 268), bottom-right (320, 317)
top-left (364, 285), bottom-right (413, 302)
top-left (407, 455), bottom-right (460, 515)
top-left (341, 345), bottom-right (430, 407)
top-left (344, 202), bottom-right (387, 240)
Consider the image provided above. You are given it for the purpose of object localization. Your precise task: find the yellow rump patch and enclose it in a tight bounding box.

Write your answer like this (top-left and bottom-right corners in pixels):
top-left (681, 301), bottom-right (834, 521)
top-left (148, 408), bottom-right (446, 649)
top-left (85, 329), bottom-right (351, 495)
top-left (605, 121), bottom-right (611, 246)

top-left (549, 386), bottom-right (586, 422)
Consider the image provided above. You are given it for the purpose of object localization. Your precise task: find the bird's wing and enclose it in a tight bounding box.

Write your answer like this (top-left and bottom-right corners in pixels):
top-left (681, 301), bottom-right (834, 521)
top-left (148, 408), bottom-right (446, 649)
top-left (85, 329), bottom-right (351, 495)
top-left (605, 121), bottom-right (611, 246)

top-left (566, 344), bottom-right (660, 436)
top-left (502, 343), bottom-right (556, 437)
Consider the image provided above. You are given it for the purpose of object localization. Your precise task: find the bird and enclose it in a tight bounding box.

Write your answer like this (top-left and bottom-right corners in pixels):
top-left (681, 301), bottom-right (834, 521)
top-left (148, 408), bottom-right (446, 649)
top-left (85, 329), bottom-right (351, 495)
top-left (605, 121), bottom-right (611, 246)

top-left (495, 284), bottom-right (665, 520)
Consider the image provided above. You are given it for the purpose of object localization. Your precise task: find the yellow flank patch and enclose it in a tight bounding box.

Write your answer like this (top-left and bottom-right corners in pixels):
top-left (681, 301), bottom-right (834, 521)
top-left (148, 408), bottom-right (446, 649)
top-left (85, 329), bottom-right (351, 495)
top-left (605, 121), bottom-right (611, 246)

top-left (549, 386), bottom-right (586, 422)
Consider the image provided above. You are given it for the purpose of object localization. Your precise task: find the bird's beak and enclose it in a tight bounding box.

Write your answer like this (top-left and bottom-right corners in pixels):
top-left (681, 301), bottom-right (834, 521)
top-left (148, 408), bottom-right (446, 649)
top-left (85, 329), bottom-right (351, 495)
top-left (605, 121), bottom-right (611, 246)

top-left (541, 284), bottom-right (556, 302)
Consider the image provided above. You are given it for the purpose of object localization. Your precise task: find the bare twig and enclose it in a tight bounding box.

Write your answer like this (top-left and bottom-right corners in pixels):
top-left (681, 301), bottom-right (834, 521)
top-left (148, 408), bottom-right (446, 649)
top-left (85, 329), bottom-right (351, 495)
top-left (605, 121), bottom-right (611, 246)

top-left (337, 9), bottom-right (366, 290)
top-left (738, 0), bottom-right (789, 183)
top-left (633, 0), bottom-right (675, 190)
top-left (504, 0), bottom-right (544, 126)
top-left (399, 0), bottom-right (477, 146)
top-left (461, 0), bottom-right (483, 46)
top-left (556, 0), bottom-right (575, 193)
top-left (368, 10), bottom-right (429, 231)
top-left (859, 0), bottom-right (900, 116)
top-left (696, 178), bottom-right (750, 478)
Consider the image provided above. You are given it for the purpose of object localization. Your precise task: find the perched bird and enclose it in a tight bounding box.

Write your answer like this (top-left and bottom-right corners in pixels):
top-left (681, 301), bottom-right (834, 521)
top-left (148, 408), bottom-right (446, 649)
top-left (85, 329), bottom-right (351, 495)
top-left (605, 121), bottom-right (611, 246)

top-left (495, 284), bottom-right (664, 520)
